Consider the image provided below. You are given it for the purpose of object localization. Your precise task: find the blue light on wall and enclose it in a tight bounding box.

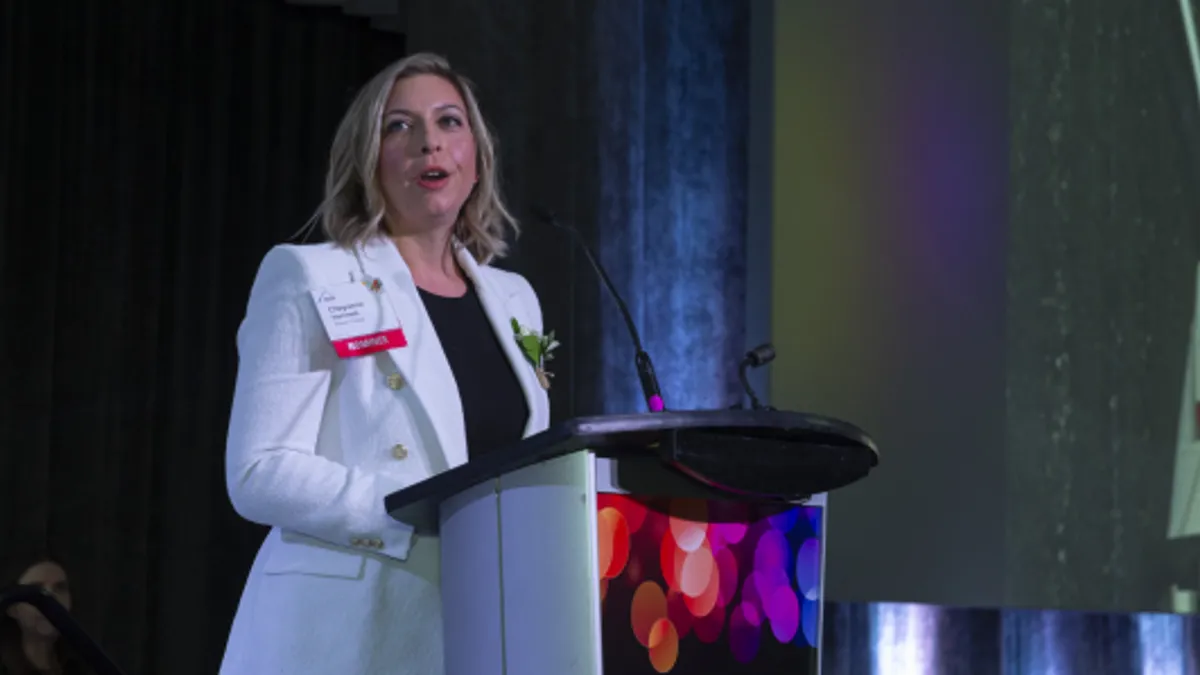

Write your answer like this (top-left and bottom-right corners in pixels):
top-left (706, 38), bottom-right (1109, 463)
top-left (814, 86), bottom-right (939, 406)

top-left (591, 0), bottom-right (749, 414)
top-left (827, 602), bottom-right (1175, 672)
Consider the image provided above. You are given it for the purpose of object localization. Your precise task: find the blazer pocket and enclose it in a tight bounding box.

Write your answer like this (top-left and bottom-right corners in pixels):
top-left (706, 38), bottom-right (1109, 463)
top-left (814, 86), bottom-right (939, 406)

top-left (261, 528), bottom-right (366, 579)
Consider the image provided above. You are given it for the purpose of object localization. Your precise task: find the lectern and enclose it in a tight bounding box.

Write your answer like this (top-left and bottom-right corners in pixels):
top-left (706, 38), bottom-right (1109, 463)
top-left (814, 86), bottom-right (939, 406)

top-left (385, 409), bottom-right (878, 675)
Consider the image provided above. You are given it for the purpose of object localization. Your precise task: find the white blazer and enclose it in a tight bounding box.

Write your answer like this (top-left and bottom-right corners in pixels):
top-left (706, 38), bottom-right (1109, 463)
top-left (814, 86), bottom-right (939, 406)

top-left (219, 235), bottom-right (550, 675)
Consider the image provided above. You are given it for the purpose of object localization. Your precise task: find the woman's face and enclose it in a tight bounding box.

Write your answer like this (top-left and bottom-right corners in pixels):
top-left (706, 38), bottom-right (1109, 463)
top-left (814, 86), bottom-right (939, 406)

top-left (7, 561), bottom-right (71, 639)
top-left (377, 73), bottom-right (478, 236)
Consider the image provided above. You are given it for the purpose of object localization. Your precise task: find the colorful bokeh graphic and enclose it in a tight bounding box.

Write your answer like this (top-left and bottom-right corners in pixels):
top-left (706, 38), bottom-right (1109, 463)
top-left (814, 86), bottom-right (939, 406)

top-left (597, 494), bottom-right (822, 674)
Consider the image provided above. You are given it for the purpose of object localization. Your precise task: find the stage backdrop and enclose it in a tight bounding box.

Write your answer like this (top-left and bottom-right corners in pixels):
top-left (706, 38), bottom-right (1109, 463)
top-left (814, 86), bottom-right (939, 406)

top-left (768, 0), bottom-right (1010, 609)
top-left (1005, 0), bottom-right (1200, 614)
top-left (768, 0), bottom-right (1200, 617)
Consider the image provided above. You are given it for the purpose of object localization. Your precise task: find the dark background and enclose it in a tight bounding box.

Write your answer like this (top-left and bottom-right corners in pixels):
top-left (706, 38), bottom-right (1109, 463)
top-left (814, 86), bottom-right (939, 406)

top-left (0, 4), bottom-right (415, 672)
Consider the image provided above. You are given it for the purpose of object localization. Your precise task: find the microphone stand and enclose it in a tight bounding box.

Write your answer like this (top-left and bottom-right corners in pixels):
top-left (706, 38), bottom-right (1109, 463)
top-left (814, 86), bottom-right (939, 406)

top-left (533, 207), bottom-right (666, 412)
top-left (737, 343), bottom-right (776, 411)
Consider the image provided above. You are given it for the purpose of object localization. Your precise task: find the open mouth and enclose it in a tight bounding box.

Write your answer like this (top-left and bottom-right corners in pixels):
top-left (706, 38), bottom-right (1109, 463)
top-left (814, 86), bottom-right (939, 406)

top-left (419, 169), bottom-right (449, 181)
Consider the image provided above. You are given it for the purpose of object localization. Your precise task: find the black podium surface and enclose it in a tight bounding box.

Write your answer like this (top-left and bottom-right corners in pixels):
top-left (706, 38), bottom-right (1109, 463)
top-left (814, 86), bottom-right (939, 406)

top-left (385, 409), bottom-right (878, 534)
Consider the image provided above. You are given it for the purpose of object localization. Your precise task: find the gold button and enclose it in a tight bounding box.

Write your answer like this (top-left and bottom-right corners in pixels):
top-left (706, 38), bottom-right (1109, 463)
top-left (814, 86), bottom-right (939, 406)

top-left (386, 373), bottom-right (404, 390)
top-left (350, 537), bottom-right (363, 547)
top-left (391, 444), bottom-right (408, 460)
top-left (370, 539), bottom-right (383, 549)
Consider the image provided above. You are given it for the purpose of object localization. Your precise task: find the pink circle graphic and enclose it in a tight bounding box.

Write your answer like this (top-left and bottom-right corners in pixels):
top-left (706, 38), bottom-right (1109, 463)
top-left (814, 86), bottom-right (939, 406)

top-left (660, 532), bottom-right (686, 592)
top-left (679, 541), bottom-right (715, 598)
top-left (596, 498), bottom-right (826, 663)
top-left (668, 500), bottom-right (709, 552)
top-left (710, 521), bottom-right (748, 547)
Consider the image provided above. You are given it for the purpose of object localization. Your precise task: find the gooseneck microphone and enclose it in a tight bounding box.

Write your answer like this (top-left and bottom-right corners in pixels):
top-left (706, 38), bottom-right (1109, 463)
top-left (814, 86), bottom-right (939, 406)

top-left (739, 343), bottom-right (776, 411)
top-left (532, 206), bottom-right (665, 413)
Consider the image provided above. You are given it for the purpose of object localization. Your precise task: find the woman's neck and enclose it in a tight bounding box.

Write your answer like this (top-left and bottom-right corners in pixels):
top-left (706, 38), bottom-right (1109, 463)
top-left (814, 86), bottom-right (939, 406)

top-left (391, 231), bottom-right (467, 297)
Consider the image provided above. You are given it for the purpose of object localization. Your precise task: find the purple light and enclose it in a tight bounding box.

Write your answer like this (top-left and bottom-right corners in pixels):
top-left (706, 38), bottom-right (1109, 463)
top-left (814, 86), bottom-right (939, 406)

top-left (753, 567), bottom-right (790, 604)
top-left (648, 395), bottom-right (665, 411)
top-left (715, 546), bottom-right (739, 607)
top-left (764, 585), bottom-right (801, 643)
top-left (742, 572), bottom-right (764, 622)
top-left (710, 521), bottom-right (748, 547)
top-left (753, 529), bottom-right (789, 575)
top-left (795, 538), bottom-right (822, 601)
top-left (729, 602), bottom-right (762, 663)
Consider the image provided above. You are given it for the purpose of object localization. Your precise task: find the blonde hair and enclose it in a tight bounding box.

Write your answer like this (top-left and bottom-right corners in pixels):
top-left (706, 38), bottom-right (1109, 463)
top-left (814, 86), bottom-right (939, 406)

top-left (317, 53), bottom-right (518, 263)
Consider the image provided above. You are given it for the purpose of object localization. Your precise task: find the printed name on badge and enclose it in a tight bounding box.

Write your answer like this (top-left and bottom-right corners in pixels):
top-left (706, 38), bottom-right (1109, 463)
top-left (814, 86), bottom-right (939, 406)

top-left (311, 283), bottom-right (407, 358)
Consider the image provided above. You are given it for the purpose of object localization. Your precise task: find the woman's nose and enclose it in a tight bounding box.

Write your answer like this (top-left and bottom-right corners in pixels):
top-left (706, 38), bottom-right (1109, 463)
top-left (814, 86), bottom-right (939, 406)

top-left (418, 127), bottom-right (443, 155)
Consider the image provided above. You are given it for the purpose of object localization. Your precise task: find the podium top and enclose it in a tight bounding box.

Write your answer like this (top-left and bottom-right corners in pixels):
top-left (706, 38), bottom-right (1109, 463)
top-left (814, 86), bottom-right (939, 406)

top-left (385, 409), bottom-right (878, 533)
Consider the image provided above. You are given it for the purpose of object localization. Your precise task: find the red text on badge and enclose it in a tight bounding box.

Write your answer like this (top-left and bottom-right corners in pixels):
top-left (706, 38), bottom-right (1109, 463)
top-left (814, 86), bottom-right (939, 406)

top-left (311, 282), bottom-right (408, 358)
top-left (331, 328), bottom-right (408, 358)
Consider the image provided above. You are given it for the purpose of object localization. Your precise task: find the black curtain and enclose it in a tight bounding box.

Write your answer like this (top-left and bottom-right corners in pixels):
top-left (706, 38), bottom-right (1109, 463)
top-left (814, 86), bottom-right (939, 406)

top-left (0, 2), bottom-right (404, 672)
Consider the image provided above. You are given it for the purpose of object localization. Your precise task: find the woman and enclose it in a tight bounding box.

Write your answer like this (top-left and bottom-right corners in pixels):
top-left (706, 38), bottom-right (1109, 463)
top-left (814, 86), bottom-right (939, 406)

top-left (220, 53), bottom-right (550, 674)
top-left (1, 556), bottom-right (80, 675)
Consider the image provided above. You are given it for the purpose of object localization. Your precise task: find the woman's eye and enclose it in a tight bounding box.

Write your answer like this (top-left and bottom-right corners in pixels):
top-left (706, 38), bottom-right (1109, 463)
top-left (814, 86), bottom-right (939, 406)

top-left (440, 116), bottom-right (464, 129)
top-left (384, 119), bottom-right (410, 134)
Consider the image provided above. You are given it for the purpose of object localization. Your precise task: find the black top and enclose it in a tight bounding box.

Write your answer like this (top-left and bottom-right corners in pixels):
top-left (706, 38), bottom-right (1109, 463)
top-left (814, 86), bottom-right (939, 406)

top-left (419, 280), bottom-right (529, 459)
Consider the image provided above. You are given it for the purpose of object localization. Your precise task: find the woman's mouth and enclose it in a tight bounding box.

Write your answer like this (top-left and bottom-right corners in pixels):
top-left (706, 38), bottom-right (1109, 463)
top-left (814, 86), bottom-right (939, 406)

top-left (416, 168), bottom-right (450, 190)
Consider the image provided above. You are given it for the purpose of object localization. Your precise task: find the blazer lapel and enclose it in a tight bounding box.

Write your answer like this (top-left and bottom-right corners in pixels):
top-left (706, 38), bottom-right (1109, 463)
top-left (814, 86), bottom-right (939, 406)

top-left (354, 237), bottom-right (468, 470)
top-left (456, 247), bottom-right (547, 438)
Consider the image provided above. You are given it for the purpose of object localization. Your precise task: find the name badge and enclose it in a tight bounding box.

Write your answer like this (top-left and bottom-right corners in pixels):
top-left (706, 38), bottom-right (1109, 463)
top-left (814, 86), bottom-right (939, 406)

top-left (311, 282), bottom-right (407, 358)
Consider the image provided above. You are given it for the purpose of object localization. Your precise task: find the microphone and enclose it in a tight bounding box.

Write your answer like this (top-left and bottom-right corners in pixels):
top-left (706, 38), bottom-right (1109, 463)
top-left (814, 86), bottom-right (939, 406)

top-left (532, 206), bottom-right (665, 413)
top-left (738, 343), bottom-right (775, 411)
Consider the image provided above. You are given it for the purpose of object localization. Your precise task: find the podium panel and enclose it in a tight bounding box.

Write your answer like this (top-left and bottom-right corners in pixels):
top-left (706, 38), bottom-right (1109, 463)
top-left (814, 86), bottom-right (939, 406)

top-left (595, 457), bottom-right (826, 674)
top-left (438, 451), bottom-right (827, 675)
top-left (440, 451), bottom-right (602, 675)
top-left (394, 411), bottom-right (870, 675)
top-left (595, 495), bottom-right (824, 673)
